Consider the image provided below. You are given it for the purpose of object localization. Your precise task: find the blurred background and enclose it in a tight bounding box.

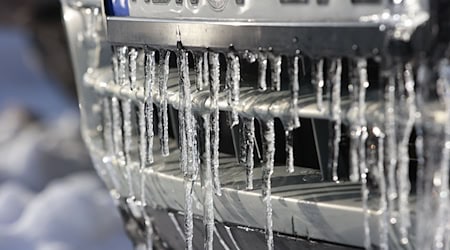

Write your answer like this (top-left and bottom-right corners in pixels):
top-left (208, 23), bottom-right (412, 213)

top-left (0, 1), bottom-right (132, 249)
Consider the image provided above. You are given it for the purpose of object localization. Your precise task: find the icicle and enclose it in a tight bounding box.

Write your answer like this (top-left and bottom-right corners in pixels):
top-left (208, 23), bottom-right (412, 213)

top-left (315, 59), bottom-right (325, 112)
top-left (329, 59), bottom-right (342, 182)
top-left (158, 50), bottom-right (171, 157)
top-left (285, 130), bottom-right (295, 174)
top-left (225, 226), bottom-right (241, 250)
top-left (184, 179), bottom-right (194, 250)
top-left (196, 54), bottom-right (204, 91)
top-left (139, 50), bottom-right (155, 169)
top-left (169, 212), bottom-right (186, 241)
top-left (178, 53), bottom-right (187, 174)
top-left (269, 54), bottom-right (282, 91)
top-left (203, 52), bottom-right (210, 89)
top-left (214, 226), bottom-right (231, 250)
top-left (241, 117), bottom-right (255, 190)
top-left (285, 55), bottom-right (301, 173)
top-left (396, 63), bottom-right (415, 245)
top-left (202, 114), bottom-right (214, 250)
top-left (258, 52), bottom-right (268, 91)
top-left (348, 60), bottom-right (361, 182)
top-left (357, 59), bottom-right (370, 249)
top-left (177, 50), bottom-right (197, 250)
top-left (117, 46), bottom-right (135, 198)
top-left (210, 52), bottom-right (222, 196)
top-left (433, 60), bottom-right (450, 249)
top-left (129, 48), bottom-right (138, 90)
top-left (373, 127), bottom-right (388, 250)
top-left (103, 98), bottom-right (114, 155)
top-left (262, 120), bottom-right (275, 250)
top-left (227, 53), bottom-right (240, 127)
top-left (385, 71), bottom-right (398, 224)
top-left (414, 64), bottom-right (427, 249)
top-left (110, 51), bottom-right (124, 159)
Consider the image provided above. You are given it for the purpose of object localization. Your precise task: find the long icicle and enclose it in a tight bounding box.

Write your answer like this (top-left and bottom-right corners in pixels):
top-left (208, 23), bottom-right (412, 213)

top-left (349, 60), bottom-right (361, 183)
top-left (118, 46), bottom-right (136, 199)
top-left (262, 120), bottom-right (275, 250)
top-left (158, 50), bottom-right (171, 157)
top-left (357, 59), bottom-right (370, 249)
top-left (434, 60), bottom-right (450, 249)
top-left (397, 63), bottom-right (415, 245)
top-left (210, 52), bottom-right (222, 196)
top-left (141, 49), bottom-right (155, 168)
top-left (178, 50), bottom-right (197, 250)
top-left (138, 50), bottom-right (156, 250)
top-left (242, 117), bottom-right (255, 190)
top-left (385, 71), bottom-right (398, 225)
top-left (330, 59), bottom-right (342, 182)
top-left (374, 127), bottom-right (388, 250)
top-left (111, 49), bottom-right (124, 161)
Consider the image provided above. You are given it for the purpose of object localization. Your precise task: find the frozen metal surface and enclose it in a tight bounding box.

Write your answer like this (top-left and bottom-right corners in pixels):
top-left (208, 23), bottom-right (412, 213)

top-left (87, 138), bottom-right (388, 248)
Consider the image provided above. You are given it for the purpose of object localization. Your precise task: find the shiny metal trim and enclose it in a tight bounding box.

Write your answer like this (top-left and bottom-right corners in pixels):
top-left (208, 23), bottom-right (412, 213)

top-left (106, 17), bottom-right (386, 57)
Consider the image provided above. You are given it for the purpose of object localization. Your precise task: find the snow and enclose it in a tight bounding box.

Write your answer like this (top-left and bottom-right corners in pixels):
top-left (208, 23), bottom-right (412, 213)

top-left (0, 28), bottom-right (132, 250)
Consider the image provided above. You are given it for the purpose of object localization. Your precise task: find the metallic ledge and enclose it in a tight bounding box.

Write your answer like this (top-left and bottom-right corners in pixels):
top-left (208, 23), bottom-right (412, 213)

top-left (84, 67), bottom-right (448, 127)
top-left (106, 17), bottom-right (387, 57)
top-left (85, 67), bottom-right (364, 123)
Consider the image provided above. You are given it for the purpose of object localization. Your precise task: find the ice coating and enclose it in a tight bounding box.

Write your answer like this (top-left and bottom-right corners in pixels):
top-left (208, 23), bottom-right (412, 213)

top-left (385, 72), bottom-right (398, 225)
top-left (373, 127), bottom-right (388, 250)
top-left (285, 130), bottom-right (295, 174)
top-left (196, 53), bottom-right (204, 91)
top-left (241, 117), bottom-right (255, 190)
top-left (356, 59), bottom-right (370, 249)
top-left (285, 55), bottom-right (301, 173)
top-left (158, 50), bottom-right (171, 157)
top-left (329, 59), bottom-right (342, 182)
top-left (396, 63), bottom-right (415, 245)
top-left (433, 60), bottom-right (450, 249)
top-left (258, 52), bottom-right (268, 91)
top-left (210, 52), bottom-right (222, 196)
top-left (202, 114), bottom-right (214, 250)
top-left (214, 226), bottom-right (231, 250)
top-left (225, 226), bottom-right (241, 250)
top-left (177, 50), bottom-right (198, 250)
top-left (227, 53), bottom-right (240, 127)
top-left (315, 59), bottom-right (325, 112)
top-left (117, 46), bottom-right (135, 198)
top-left (203, 52), bottom-right (210, 89)
top-left (261, 120), bottom-right (275, 250)
top-left (140, 50), bottom-right (155, 168)
top-left (102, 98), bottom-right (114, 156)
top-left (89, 44), bottom-right (450, 250)
top-left (111, 50), bottom-right (124, 160)
top-left (269, 54), bottom-right (282, 91)
top-left (129, 48), bottom-right (138, 90)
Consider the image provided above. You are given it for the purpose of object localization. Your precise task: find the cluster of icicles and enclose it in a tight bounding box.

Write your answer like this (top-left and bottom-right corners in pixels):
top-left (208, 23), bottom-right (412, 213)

top-left (96, 38), bottom-right (450, 249)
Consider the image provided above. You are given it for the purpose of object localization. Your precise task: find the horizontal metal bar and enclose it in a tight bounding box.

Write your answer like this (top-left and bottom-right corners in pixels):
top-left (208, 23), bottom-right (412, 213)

top-left (85, 67), bottom-right (447, 126)
top-left (106, 17), bottom-right (387, 57)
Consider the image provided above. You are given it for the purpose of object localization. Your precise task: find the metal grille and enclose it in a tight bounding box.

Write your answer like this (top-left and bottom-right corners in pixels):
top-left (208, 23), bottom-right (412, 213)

top-left (61, 0), bottom-right (450, 249)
